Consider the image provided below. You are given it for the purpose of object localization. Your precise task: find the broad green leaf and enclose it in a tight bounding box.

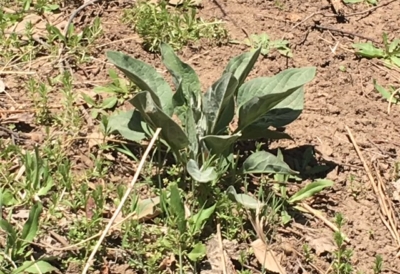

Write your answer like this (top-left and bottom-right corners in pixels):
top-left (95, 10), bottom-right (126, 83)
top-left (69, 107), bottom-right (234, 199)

top-left (0, 189), bottom-right (17, 206)
top-left (352, 43), bottom-right (384, 58)
top-left (131, 91), bottom-right (189, 151)
top-left (239, 125), bottom-right (292, 140)
top-left (281, 210), bottom-right (292, 224)
top-left (258, 86), bottom-right (304, 128)
top-left (203, 73), bottom-right (238, 134)
top-left (184, 106), bottom-right (199, 158)
top-left (226, 186), bottom-right (261, 209)
top-left (160, 43), bottom-right (201, 107)
top-left (237, 88), bottom-right (298, 131)
top-left (288, 179), bottom-right (334, 204)
top-left (187, 242), bottom-right (206, 261)
top-left (169, 184), bottom-right (186, 233)
top-left (190, 204), bottom-right (216, 234)
top-left (186, 159), bottom-right (218, 183)
top-left (242, 151), bottom-right (297, 175)
top-left (37, 180), bottom-right (54, 196)
top-left (21, 202), bottom-right (42, 243)
top-left (12, 260), bottom-right (57, 274)
top-left (223, 48), bottom-right (261, 90)
top-left (390, 56), bottom-right (400, 68)
top-left (237, 67), bottom-right (315, 107)
top-left (201, 134), bottom-right (241, 155)
top-left (106, 51), bottom-right (174, 116)
top-left (213, 98), bottom-right (235, 135)
top-left (237, 67), bottom-right (315, 130)
top-left (100, 97), bottom-right (118, 109)
top-left (373, 79), bottom-right (398, 103)
top-left (108, 110), bottom-right (146, 142)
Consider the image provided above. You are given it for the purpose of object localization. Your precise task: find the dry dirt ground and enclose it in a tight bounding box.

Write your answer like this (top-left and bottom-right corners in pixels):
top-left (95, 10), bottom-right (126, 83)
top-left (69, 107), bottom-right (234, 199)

top-left (2, 0), bottom-right (400, 273)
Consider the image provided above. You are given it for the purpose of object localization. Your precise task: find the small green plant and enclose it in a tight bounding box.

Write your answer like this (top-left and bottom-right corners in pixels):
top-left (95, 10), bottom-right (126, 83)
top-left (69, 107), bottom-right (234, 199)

top-left (373, 79), bottom-right (399, 105)
top-left (353, 33), bottom-right (400, 68)
top-left (21, 146), bottom-right (54, 202)
top-left (106, 44), bottom-right (316, 185)
top-left (160, 183), bottom-right (215, 271)
top-left (46, 17), bottom-right (102, 63)
top-left (373, 254), bottom-right (383, 274)
top-left (243, 33), bottom-right (292, 57)
top-left (82, 69), bottom-right (137, 118)
top-left (27, 78), bottom-right (54, 124)
top-left (122, 0), bottom-right (227, 52)
top-left (0, 201), bottom-right (57, 273)
top-left (332, 213), bottom-right (353, 274)
top-left (302, 243), bottom-right (313, 263)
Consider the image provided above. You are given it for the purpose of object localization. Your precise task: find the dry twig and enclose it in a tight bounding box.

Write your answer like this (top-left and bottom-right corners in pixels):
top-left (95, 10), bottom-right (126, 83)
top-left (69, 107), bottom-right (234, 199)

top-left (346, 126), bottom-right (400, 255)
top-left (81, 128), bottom-right (162, 274)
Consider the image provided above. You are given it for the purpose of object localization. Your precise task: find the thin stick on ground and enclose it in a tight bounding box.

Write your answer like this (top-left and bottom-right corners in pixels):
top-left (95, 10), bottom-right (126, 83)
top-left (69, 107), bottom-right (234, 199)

top-left (299, 203), bottom-right (350, 243)
top-left (217, 223), bottom-right (228, 274)
top-left (346, 126), bottom-right (400, 254)
top-left (81, 128), bottom-right (162, 274)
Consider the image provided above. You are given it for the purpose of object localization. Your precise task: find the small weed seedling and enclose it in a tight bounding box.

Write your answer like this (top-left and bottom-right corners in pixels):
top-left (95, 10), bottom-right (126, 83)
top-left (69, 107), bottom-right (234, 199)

top-left (46, 17), bottom-right (102, 63)
top-left (0, 202), bottom-right (57, 273)
top-left (373, 79), bottom-right (399, 105)
top-left (243, 33), bottom-right (292, 57)
top-left (332, 213), bottom-right (353, 274)
top-left (353, 33), bottom-right (400, 68)
top-left (123, 0), bottom-right (227, 52)
top-left (160, 183), bottom-right (215, 272)
top-left (302, 243), bottom-right (313, 263)
top-left (373, 254), bottom-right (383, 274)
top-left (82, 69), bottom-right (137, 119)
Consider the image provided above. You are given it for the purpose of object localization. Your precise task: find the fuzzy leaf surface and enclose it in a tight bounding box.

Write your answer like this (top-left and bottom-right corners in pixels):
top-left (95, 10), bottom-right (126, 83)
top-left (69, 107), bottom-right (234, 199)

top-left (131, 91), bottom-right (189, 151)
top-left (107, 51), bottom-right (174, 116)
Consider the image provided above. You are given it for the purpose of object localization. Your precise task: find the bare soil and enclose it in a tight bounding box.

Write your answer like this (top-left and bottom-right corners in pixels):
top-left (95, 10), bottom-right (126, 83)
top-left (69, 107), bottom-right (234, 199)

top-left (2, 0), bottom-right (400, 273)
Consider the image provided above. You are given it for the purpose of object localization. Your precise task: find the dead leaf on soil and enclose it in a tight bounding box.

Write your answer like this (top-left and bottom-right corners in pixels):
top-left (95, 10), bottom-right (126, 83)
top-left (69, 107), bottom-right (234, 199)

top-left (3, 113), bottom-right (35, 126)
top-left (306, 235), bottom-right (336, 256)
top-left (158, 253), bottom-right (176, 271)
top-left (251, 238), bottom-right (286, 274)
top-left (88, 131), bottom-right (104, 149)
top-left (204, 234), bottom-right (237, 274)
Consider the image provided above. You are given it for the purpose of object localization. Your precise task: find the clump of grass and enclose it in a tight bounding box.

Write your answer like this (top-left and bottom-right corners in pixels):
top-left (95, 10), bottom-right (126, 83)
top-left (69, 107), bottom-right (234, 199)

top-left (122, 0), bottom-right (228, 52)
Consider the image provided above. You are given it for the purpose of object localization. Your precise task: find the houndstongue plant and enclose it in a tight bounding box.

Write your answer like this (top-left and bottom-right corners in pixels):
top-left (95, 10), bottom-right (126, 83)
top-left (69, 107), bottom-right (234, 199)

top-left (106, 43), bottom-right (316, 182)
